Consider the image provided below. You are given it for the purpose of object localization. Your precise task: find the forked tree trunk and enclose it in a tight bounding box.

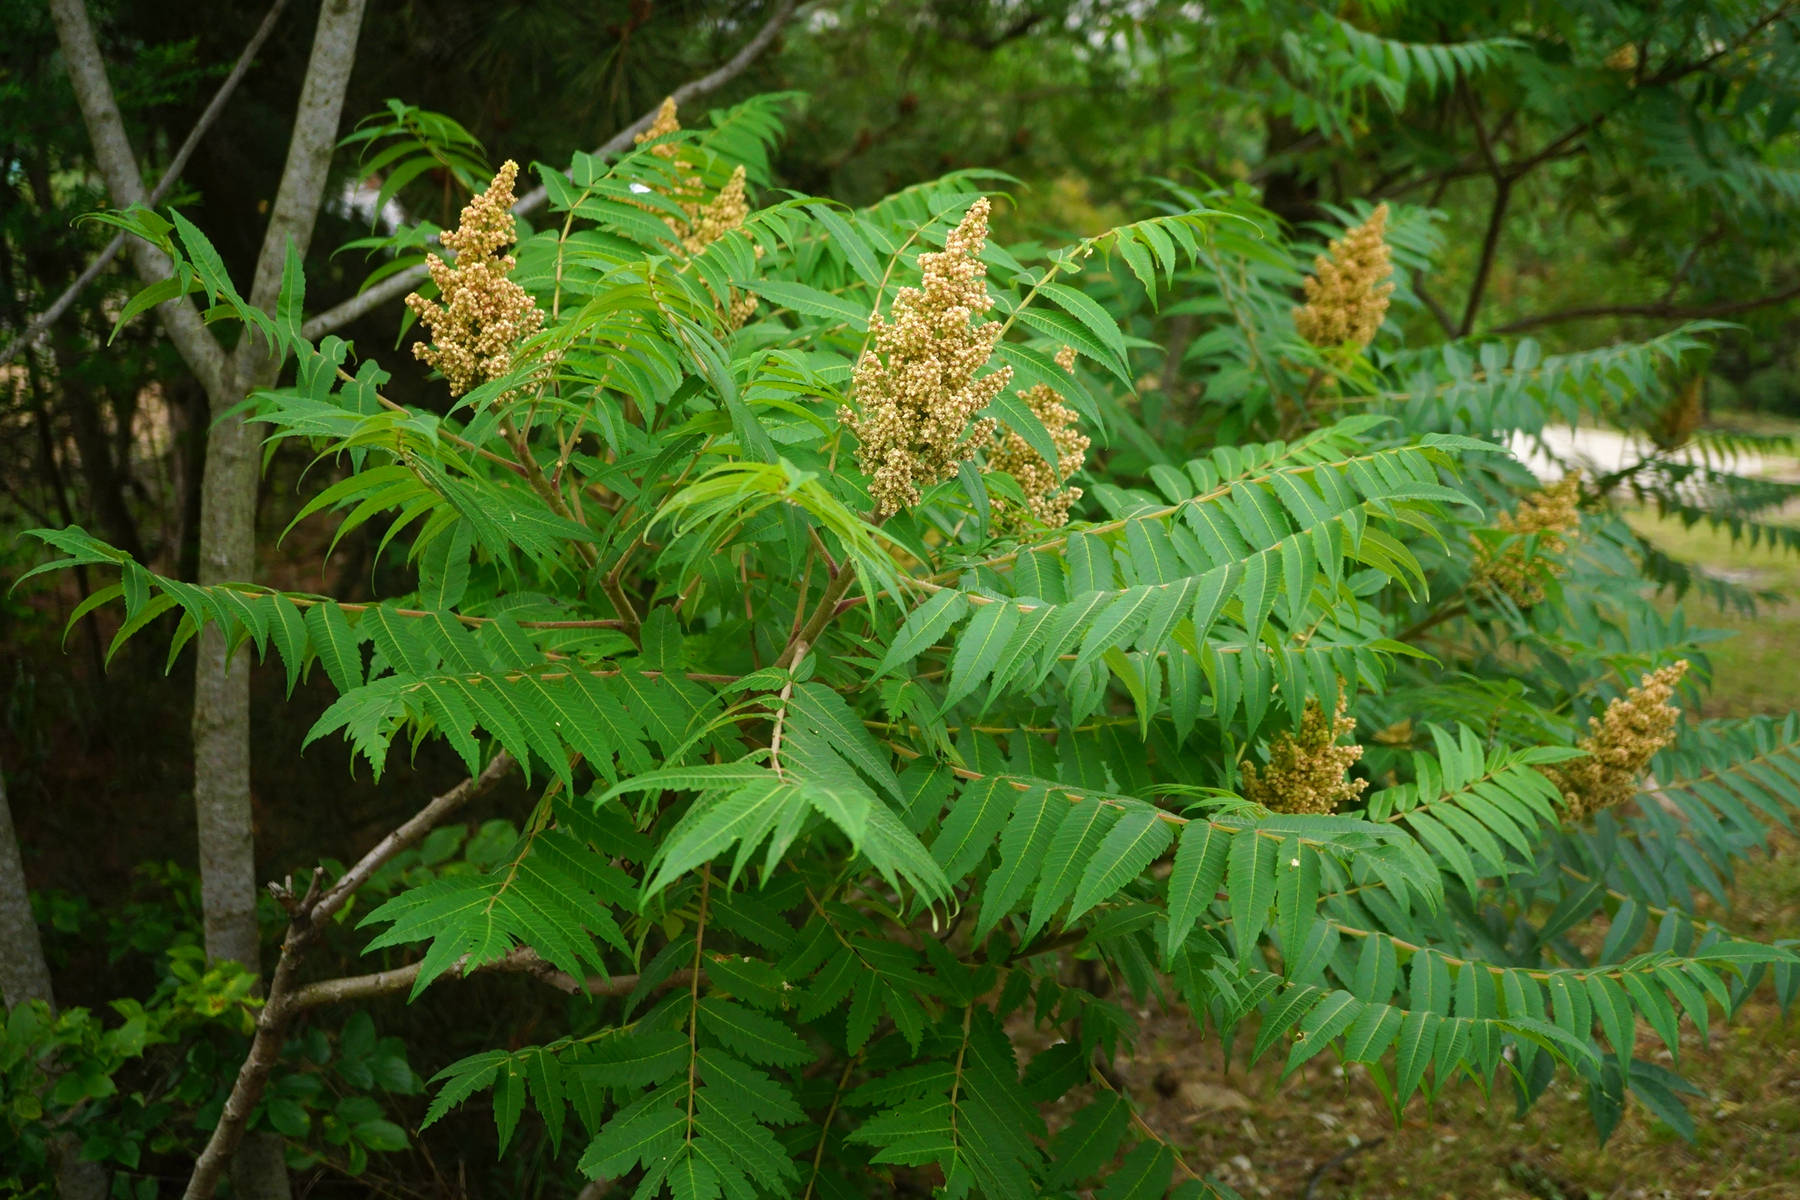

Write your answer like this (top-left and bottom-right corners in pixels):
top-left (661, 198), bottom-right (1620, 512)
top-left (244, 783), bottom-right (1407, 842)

top-left (49, 0), bottom-right (367, 1195)
top-left (193, 0), bottom-right (370, 979)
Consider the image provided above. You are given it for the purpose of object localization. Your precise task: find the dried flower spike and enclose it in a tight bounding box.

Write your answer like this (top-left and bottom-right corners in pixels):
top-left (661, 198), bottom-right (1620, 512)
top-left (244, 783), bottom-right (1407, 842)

top-left (986, 346), bottom-right (1089, 529)
top-left (1293, 203), bottom-right (1394, 350)
top-left (1242, 685), bottom-right (1368, 815)
top-left (1651, 374), bottom-right (1705, 451)
top-left (405, 161), bottom-right (544, 397)
top-left (1544, 661), bottom-right (1689, 821)
top-left (1472, 472), bottom-right (1582, 607)
top-left (841, 198), bottom-right (1012, 517)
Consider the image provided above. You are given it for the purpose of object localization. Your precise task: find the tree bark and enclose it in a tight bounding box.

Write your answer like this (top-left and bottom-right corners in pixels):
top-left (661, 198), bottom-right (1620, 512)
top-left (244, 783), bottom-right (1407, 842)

top-left (0, 0), bottom-right (290, 370)
top-left (0, 765), bottom-right (53, 1010)
top-left (46, 0), bottom-right (229, 400)
top-left (0, 763), bottom-right (110, 1200)
top-left (192, 0), bottom-right (368, 982)
top-left (193, 7), bottom-right (369, 1195)
top-left (51, 1), bottom-right (366, 1195)
top-left (183, 755), bottom-right (514, 1200)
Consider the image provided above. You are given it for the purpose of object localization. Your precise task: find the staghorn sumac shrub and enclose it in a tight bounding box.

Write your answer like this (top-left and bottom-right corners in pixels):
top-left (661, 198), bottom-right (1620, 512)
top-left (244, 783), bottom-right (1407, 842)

top-left (28, 94), bottom-right (1800, 1197)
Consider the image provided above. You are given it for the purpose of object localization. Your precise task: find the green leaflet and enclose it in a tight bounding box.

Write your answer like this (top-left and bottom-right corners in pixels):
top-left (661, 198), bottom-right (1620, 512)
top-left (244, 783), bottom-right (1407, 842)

top-left (1067, 806), bottom-right (1174, 922)
top-left (977, 784), bottom-right (1060, 938)
top-left (931, 775), bottom-right (1012, 881)
top-left (1165, 820), bottom-right (1231, 957)
top-left (1027, 798), bottom-right (1120, 938)
top-left (1227, 829), bottom-right (1279, 956)
top-left (875, 589), bottom-right (969, 678)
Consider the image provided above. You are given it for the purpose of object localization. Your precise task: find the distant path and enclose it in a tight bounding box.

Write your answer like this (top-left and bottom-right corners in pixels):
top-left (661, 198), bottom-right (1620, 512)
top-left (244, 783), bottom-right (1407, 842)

top-left (1506, 425), bottom-right (1795, 482)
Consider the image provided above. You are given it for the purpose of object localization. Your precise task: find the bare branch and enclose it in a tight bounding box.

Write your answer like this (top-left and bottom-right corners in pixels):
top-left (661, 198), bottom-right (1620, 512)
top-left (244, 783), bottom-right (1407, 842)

top-left (287, 949), bottom-right (696, 1013)
top-left (191, 0), bottom-right (369, 981)
top-left (46, 0), bottom-right (228, 398)
top-left (313, 752), bottom-right (515, 927)
top-left (1, 0), bottom-right (291, 368)
top-left (299, 0), bottom-right (802, 341)
top-left (181, 754), bottom-right (513, 1200)
top-left (515, 0), bottom-right (802, 215)
top-left (1458, 177), bottom-right (1511, 336)
top-left (181, 934), bottom-right (305, 1200)
top-left (1485, 279), bottom-right (1800, 335)
top-left (233, 0), bottom-right (366, 380)
top-left (1411, 271), bottom-right (1458, 338)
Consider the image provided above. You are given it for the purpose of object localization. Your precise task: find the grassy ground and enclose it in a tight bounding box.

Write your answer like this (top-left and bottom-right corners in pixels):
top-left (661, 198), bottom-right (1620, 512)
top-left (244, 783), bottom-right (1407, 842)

top-left (1621, 508), bottom-right (1800, 720)
top-left (1107, 429), bottom-right (1800, 1199)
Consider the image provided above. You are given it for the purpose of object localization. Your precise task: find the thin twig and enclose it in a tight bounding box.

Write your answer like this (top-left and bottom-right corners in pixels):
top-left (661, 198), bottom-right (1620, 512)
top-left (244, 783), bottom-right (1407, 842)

top-left (3, 0), bottom-right (291, 367)
top-left (181, 755), bottom-right (514, 1200)
top-left (313, 754), bottom-right (515, 925)
top-left (1087, 1063), bottom-right (1206, 1182)
top-left (298, 0), bottom-right (803, 341)
top-left (801, 1054), bottom-right (862, 1200)
top-left (287, 947), bottom-right (694, 1012)
top-left (1302, 1136), bottom-right (1386, 1199)
top-left (1458, 176), bottom-right (1511, 336)
top-left (1486, 278), bottom-right (1800, 336)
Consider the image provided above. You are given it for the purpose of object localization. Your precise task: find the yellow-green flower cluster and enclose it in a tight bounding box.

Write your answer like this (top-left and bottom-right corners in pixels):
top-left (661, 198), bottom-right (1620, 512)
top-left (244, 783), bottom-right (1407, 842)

top-left (639, 97), bottom-right (681, 146)
top-left (634, 98), bottom-right (748, 252)
top-left (633, 99), bottom-right (758, 327)
top-left (1545, 661), bottom-right (1689, 821)
top-left (405, 160), bottom-right (544, 397)
top-left (1293, 203), bottom-right (1394, 350)
top-left (634, 97), bottom-right (703, 219)
top-left (1242, 687), bottom-right (1368, 815)
top-left (684, 164), bottom-right (750, 253)
top-left (842, 198), bottom-right (1011, 517)
top-left (986, 346), bottom-right (1089, 529)
top-left (1473, 472), bottom-right (1582, 606)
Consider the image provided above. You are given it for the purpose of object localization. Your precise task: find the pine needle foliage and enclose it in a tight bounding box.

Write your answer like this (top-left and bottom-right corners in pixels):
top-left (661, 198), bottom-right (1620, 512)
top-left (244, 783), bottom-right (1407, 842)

top-left (28, 95), bottom-right (1800, 1196)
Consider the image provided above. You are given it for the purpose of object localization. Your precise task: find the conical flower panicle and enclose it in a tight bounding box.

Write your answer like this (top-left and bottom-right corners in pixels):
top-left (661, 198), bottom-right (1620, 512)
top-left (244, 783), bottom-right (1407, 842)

top-left (634, 98), bottom-right (700, 205)
top-left (638, 97), bottom-right (682, 152)
top-left (631, 97), bottom-right (741, 252)
top-left (1242, 686), bottom-right (1368, 815)
top-left (685, 165), bottom-right (750, 253)
top-left (1545, 661), bottom-right (1689, 821)
top-left (986, 346), bottom-right (1089, 529)
top-left (405, 160), bottom-right (545, 397)
top-left (841, 198), bottom-right (1012, 517)
top-left (631, 99), bottom-right (761, 332)
top-left (1472, 472), bottom-right (1582, 606)
top-left (1293, 203), bottom-right (1395, 350)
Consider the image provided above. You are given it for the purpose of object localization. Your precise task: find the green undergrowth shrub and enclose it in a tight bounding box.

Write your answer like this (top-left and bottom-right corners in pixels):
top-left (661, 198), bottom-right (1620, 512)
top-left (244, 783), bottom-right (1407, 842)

top-left (23, 94), bottom-right (1800, 1197)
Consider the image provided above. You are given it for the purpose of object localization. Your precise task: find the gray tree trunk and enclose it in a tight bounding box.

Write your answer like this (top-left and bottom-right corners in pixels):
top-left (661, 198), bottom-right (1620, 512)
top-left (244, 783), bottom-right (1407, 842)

top-left (0, 766), bottom-right (54, 1010)
top-left (50, 0), bottom-right (367, 1194)
top-left (193, 0), bottom-right (369, 978)
top-left (0, 764), bottom-right (109, 1200)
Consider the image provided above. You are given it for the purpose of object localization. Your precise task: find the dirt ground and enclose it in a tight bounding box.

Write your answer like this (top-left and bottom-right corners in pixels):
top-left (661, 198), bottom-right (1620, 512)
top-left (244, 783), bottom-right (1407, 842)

top-left (1018, 826), bottom-right (1799, 1200)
